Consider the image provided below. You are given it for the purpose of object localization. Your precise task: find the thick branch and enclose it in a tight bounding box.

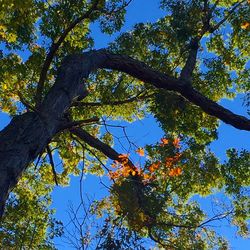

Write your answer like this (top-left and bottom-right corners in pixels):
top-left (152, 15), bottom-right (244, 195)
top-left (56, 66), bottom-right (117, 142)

top-left (43, 49), bottom-right (249, 130)
top-left (180, 0), bottom-right (246, 82)
top-left (61, 50), bottom-right (249, 131)
top-left (104, 52), bottom-right (250, 130)
top-left (70, 128), bottom-right (135, 169)
top-left (35, 0), bottom-right (101, 107)
top-left (179, 39), bottom-right (199, 81)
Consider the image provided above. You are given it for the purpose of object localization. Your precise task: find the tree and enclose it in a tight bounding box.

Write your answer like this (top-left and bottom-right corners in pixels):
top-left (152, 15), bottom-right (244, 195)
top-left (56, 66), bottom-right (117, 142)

top-left (0, 0), bottom-right (249, 248)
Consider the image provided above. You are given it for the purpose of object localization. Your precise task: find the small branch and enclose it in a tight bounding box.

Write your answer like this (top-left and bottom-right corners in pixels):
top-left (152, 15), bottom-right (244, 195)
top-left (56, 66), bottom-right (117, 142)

top-left (84, 146), bottom-right (110, 173)
top-left (72, 92), bottom-right (152, 107)
top-left (180, 0), bottom-right (242, 82)
top-left (34, 152), bottom-right (43, 170)
top-left (209, 0), bottom-right (246, 33)
top-left (148, 228), bottom-right (170, 248)
top-left (104, 0), bottom-right (133, 16)
top-left (46, 145), bottom-right (58, 185)
top-left (60, 117), bottom-right (100, 130)
top-left (198, 210), bottom-right (234, 228)
top-left (18, 92), bottom-right (37, 112)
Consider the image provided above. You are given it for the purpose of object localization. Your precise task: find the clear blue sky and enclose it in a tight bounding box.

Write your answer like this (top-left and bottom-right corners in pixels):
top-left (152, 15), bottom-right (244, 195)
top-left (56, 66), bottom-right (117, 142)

top-left (0, 1), bottom-right (249, 249)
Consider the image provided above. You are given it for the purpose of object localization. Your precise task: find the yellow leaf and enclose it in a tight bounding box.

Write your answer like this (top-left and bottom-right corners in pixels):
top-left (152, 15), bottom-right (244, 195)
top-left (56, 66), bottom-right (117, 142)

top-left (160, 138), bottom-right (169, 146)
top-left (2, 84), bottom-right (8, 90)
top-left (131, 171), bottom-right (136, 176)
top-left (173, 138), bottom-right (181, 148)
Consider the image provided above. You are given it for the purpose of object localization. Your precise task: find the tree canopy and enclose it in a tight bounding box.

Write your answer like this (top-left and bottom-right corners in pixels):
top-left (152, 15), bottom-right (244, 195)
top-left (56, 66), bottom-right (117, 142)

top-left (0, 0), bottom-right (249, 249)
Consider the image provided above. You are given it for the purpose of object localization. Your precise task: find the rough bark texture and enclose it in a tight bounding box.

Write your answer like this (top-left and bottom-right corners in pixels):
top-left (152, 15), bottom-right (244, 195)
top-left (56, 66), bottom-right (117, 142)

top-left (0, 49), bottom-right (249, 217)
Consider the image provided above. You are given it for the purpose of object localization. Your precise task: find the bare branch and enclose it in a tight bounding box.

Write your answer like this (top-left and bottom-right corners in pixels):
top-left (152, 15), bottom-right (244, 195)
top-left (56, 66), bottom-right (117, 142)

top-left (198, 210), bottom-right (234, 228)
top-left (209, 0), bottom-right (247, 33)
top-left (72, 92), bottom-right (152, 107)
top-left (60, 117), bottom-right (100, 130)
top-left (46, 145), bottom-right (58, 185)
top-left (70, 127), bottom-right (136, 169)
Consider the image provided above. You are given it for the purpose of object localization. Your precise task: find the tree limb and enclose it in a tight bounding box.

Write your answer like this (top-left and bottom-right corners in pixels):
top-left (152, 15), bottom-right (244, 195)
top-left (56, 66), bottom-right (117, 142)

top-left (35, 0), bottom-right (101, 107)
top-left (38, 49), bottom-right (249, 130)
top-left (58, 49), bottom-right (249, 131)
top-left (70, 127), bottom-right (136, 169)
top-left (180, 0), bottom-right (246, 82)
top-left (179, 38), bottom-right (199, 81)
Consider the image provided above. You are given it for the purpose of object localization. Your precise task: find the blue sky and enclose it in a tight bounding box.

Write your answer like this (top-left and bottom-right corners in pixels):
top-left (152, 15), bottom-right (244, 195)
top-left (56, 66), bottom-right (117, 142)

top-left (0, 0), bottom-right (249, 249)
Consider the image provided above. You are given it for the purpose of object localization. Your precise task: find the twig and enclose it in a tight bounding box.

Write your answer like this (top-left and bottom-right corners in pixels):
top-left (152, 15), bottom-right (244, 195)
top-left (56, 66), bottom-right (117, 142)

top-left (180, 0), bottom-right (246, 82)
top-left (34, 152), bottom-right (43, 170)
top-left (60, 117), bottom-right (100, 130)
top-left (72, 92), bottom-right (152, 107)
top-left (209, 0), bottom-right (247, 33)
top-left (46, 145), bottom-right (58, 185)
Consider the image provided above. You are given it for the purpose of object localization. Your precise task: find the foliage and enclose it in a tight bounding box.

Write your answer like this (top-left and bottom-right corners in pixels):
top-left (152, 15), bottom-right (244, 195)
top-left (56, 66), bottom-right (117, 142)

top-left (0, 0), bottom-right (249, 249)
top-left (0, 165), bottom-right (63, 249)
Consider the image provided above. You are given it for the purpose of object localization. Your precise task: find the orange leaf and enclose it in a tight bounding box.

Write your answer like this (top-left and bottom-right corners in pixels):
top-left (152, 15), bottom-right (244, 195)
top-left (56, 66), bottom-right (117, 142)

top-left (169, 167), bottom-right (182, 177)
top-left (131, 170), bottom-right (137, 176)
top-left (160, 138), bottom-right (169, 146)
top-left (121, 158), bottom-right (129, 165)
top-left (165, 161), bottom-right (172, 168)
top-left (149, 165), bottom-right (155, 173)
top-left (111, 163), bottom-right (117, 168)
top-left (118, 154), bottom-right (129, 159)
top-left (149, 161), bottom-right (160, 172)
top-left (176, 167), bottom-right (182, 175)
top-left (241, 22), bottom-right (250, 29)
top-left (173, 138), bottom-right (180, 148)
top-left (136, 148), bottom-right (144, 156)
top-left (143, 173), bottom-right (151, 180)
top-left (108, 171), bottom-right (120, 180)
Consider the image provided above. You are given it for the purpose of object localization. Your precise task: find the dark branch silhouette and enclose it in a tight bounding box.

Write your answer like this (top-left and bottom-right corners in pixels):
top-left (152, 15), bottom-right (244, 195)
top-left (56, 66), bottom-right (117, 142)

top-left (0, 47), bottom-right (249, 218)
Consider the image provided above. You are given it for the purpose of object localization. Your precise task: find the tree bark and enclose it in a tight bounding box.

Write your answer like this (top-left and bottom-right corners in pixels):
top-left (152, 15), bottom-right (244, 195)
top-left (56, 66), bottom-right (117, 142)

top-left (0, 49), bottom-right (249, 217)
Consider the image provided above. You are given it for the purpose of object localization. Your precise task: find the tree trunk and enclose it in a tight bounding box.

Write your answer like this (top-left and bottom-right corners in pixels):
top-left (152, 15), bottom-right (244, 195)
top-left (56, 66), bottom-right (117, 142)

top-left (0, 49), bottom-right (249, 217)
top-left (0, 53), bottom-right (92, 217)
top-left (0, 112), bottom-right (56, 217)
